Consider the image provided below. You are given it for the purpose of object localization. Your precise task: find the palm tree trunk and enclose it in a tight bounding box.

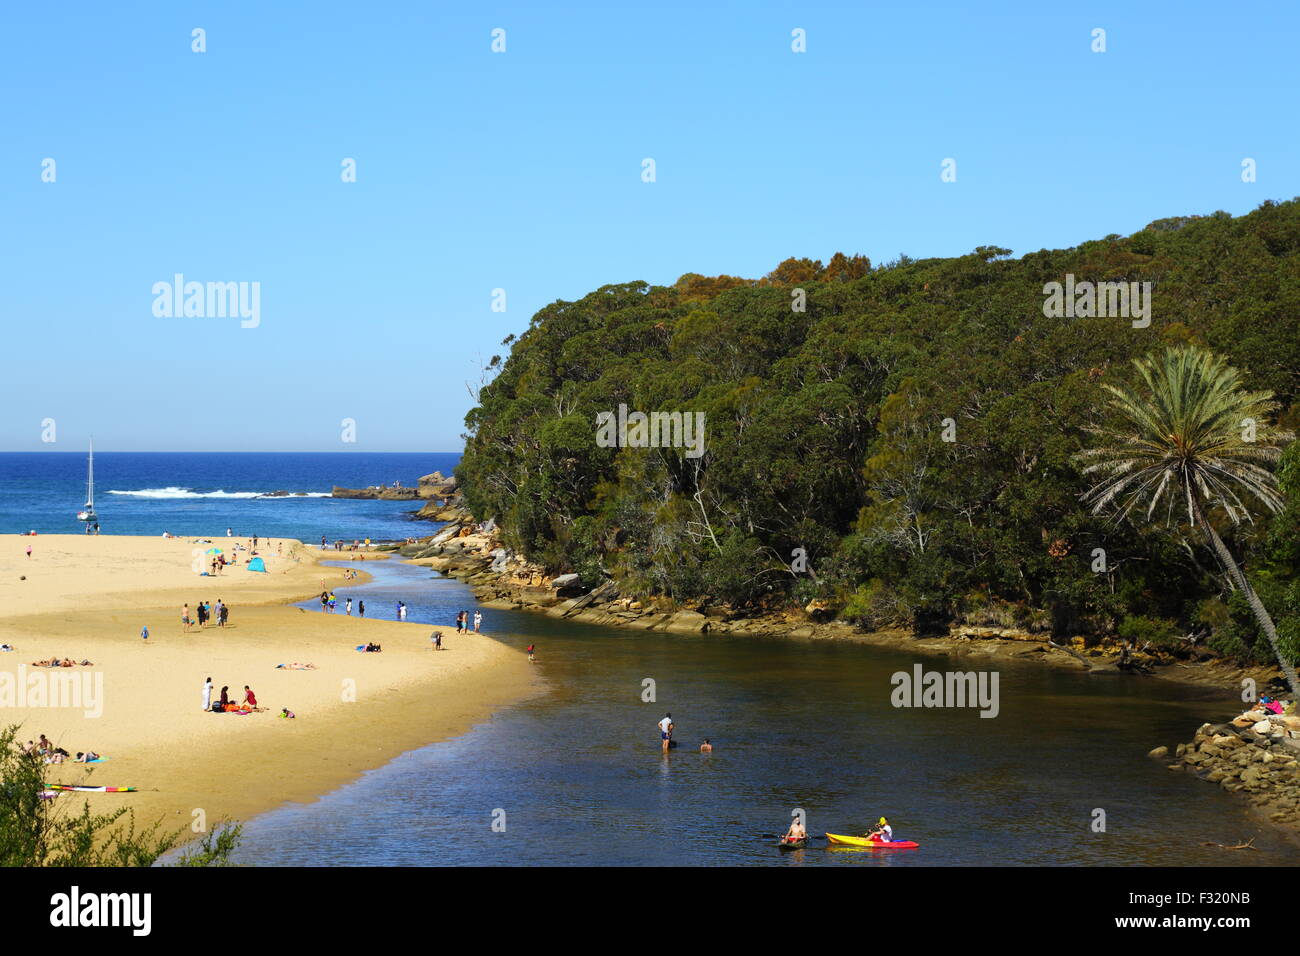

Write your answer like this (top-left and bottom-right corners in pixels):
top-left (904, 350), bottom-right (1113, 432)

top-left (1191, 495), bottom-right (1300, 699)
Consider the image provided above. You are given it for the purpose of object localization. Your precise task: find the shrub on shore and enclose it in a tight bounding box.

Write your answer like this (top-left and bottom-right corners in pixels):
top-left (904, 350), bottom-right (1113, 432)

top-left (0, 725), bottom-right (242, 867)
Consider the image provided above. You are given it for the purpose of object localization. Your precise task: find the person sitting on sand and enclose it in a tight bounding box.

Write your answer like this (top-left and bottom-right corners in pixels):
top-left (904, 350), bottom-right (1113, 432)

top-left (700, 739), bottom-right (713, 753)
top-left (782, 817), bottom-right (807, 844)
top-left (243, 686), bottom-right (263, 711)
top-left (279, 708), bottom-right (295, 719)
top-left (218, 686), bottom-right (230, 710)
top-left (21, 740), bottom-right (34, 755)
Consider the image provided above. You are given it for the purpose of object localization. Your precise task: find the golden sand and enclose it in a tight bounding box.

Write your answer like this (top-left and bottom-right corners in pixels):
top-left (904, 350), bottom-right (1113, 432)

top-left (0, 535), bottom-right (537, 835)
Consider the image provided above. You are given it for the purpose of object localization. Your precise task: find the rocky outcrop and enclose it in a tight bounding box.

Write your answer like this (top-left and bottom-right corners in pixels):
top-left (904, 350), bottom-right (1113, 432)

top-left (1166, 707), bottom-right (1300, 829)
top-left (332, 471), bottom-right (460, 503)
top-left (331, 485), bottom-right (423, 500)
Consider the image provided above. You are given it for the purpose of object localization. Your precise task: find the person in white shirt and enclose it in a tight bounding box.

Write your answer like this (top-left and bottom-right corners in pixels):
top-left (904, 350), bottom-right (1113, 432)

top-left (869, 817), bottom-right (893, 843)
top-left (658, 713), bottom-right (674, 753)
top-left (202, 677), bottom-right (213, 712)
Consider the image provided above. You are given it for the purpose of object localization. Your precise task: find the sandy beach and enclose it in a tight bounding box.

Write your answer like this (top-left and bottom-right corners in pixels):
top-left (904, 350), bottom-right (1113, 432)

top-left (0, 534), bottom-right (537, 840)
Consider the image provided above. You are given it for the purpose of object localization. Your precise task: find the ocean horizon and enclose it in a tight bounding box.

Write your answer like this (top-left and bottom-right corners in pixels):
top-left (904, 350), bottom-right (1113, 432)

top-left (0, 451), bottom-right (461, 541)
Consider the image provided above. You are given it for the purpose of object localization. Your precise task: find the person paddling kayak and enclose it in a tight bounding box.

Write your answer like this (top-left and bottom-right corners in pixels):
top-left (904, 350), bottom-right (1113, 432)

top-left (867, 816), bottom-right (894, 843)
top-left (781, 817), bottom-right (808, 845)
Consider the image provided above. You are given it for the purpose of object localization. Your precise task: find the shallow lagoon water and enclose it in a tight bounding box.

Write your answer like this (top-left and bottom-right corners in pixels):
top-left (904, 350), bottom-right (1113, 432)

top-left (233, 558), bottom-right (1300, 866)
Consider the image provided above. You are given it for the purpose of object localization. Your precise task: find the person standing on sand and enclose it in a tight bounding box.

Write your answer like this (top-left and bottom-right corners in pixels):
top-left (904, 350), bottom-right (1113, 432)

top-left (659, 713), bottom-right (674, 753)
top-left (202, 677), bottom-right (213, 712)
top-left (526, 643), bottom-right (535, 663)
top-left (182, 604), bottom-right (192, 632)
top-left (473, 611), bottom-right (482, 633)
top-left (141, 626), bottom-right (149, 642)
top-left (346, 598), bottom-right (352, 616)
top-left (219, 603), bottom-right (229, 626)
top-left (25, 544), bottom-right (32, 559)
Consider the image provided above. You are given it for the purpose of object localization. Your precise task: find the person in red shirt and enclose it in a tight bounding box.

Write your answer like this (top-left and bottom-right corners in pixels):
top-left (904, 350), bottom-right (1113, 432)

top-left (243, 685), bottom-right (260, 710)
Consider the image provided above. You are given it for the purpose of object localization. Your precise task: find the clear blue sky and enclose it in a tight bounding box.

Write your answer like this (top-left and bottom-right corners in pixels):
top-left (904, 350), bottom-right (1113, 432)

top-left (2, 0), bottom-right (1296, 451)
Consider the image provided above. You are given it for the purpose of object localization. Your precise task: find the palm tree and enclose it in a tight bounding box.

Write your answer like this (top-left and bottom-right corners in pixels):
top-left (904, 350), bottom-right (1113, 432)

top-left (1078, 345), bottom-right (1297, 697)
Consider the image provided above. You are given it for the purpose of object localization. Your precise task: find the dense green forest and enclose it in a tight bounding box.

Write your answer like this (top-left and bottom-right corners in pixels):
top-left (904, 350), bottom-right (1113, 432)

top-left (458, 200), bottom-right (1300, 665)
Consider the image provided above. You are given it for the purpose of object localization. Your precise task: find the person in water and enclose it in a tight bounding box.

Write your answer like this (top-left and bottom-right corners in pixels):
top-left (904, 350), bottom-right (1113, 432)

top-left (867, 817), bottom-right (893, 843)
top-left (782, 816), bottom-right (807, 844)
top-left (658, 713), bottom-right (674, 753)
top-left (699, 739), bottom-right (713, 752)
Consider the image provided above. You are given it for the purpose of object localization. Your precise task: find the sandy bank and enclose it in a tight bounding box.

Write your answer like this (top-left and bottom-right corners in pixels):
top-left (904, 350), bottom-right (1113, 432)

top-left (0, 535), bottom-right (539, 836)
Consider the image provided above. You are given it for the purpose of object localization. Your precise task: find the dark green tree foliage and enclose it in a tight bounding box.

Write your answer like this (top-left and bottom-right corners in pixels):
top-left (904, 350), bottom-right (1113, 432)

top-left (458, 201), bottom-right (1300, 654)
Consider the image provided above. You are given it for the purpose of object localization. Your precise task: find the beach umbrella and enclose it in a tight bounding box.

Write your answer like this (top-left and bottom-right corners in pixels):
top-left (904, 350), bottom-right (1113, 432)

top-left (205, 548), bottom-right (223, 554)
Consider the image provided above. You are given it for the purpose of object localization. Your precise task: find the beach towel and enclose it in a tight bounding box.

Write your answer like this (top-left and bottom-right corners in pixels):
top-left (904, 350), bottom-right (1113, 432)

top-left (45, 784), bottom-right (137, 793)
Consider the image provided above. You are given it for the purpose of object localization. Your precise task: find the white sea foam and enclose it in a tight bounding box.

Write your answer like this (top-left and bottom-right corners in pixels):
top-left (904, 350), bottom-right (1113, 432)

top-left (107, 487), bottom-right (330, 499)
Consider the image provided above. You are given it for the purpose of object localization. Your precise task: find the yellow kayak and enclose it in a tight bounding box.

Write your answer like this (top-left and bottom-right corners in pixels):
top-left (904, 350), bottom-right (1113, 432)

top-left (825, 832), bottom-right (919, 849)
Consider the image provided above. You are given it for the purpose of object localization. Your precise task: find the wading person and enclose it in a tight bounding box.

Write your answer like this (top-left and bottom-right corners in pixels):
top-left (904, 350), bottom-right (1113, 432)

top-left (658, 713), bottom-right (674, 753)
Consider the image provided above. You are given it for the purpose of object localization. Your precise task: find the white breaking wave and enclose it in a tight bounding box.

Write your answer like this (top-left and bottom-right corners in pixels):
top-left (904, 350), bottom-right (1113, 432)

top-left (107, 487), bottom-right (331, 499)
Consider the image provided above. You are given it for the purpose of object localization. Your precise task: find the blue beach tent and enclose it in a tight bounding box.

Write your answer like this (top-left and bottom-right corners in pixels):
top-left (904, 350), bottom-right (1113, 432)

top-left (247, 557), bottom-right (267, 573)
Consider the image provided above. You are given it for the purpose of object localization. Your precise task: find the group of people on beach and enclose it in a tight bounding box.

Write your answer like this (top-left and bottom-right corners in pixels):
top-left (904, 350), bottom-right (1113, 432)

top-left (454, 610), bottom-right (481, 633)
top-left (202, 677), bottom-right (263, 714)
top-left (323, 537), bottom-right (370, 552)
top-left (183, 600), bottom-right (229, 630)
top-left (29, 657), bottom-right (93, 667)
top-left (21, 735), bottom-right (100, 764)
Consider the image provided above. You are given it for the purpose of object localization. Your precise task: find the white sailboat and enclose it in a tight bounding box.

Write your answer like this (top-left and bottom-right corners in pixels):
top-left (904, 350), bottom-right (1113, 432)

top-left (77, 439), bottom-right (98, 525)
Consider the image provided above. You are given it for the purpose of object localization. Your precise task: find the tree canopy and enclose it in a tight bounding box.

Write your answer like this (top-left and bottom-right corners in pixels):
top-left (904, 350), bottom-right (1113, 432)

top-left (458, 199), bottom-right (1300, 660)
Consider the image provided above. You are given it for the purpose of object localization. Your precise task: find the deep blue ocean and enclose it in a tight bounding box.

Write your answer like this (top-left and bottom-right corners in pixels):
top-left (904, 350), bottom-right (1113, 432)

top-left (0, 452), bottom-right (461, 541)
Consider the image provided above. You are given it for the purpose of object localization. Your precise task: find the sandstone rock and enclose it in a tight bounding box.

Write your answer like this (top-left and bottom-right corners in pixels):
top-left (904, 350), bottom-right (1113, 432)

top-left (1148, 746), bottom-right (1169, 760)
top-left (662, 610), bottom-right (709, 635)
top-left (551, 573), bottom-right (581, 589)
top-left (1253, 720), bottom-right (1273, 735)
